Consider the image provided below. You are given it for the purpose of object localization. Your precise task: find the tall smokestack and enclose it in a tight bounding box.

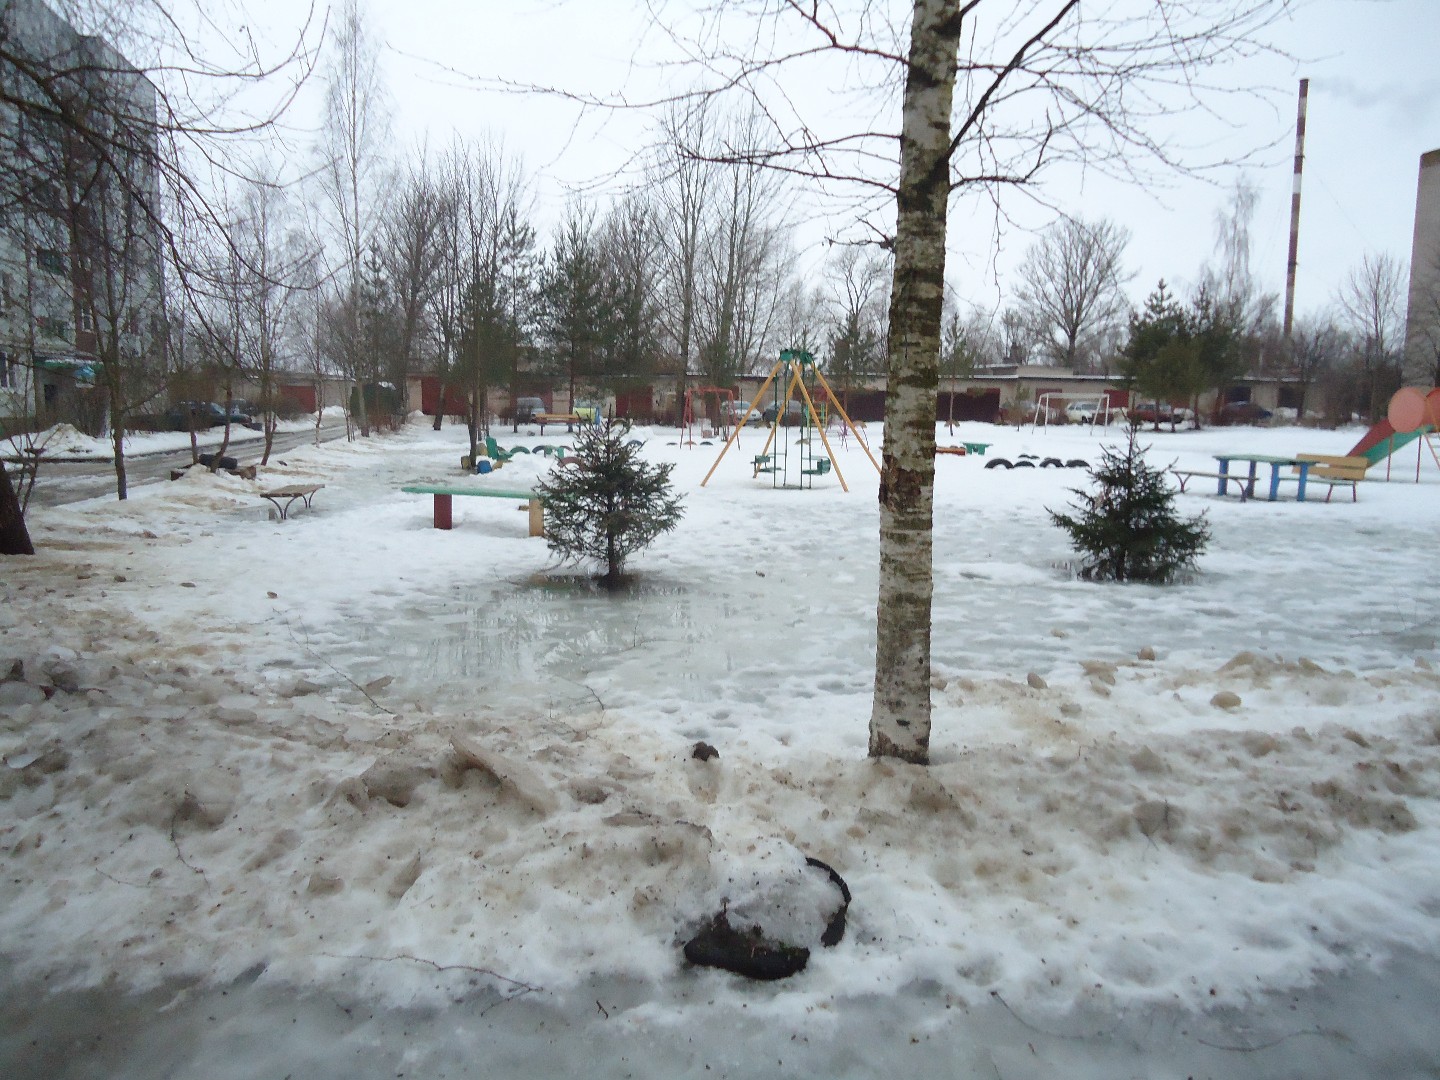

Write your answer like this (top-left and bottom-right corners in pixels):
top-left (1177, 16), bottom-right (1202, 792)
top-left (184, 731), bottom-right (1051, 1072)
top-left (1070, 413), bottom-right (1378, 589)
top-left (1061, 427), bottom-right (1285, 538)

top-left (1283, 78), bottom-right (1309, 346)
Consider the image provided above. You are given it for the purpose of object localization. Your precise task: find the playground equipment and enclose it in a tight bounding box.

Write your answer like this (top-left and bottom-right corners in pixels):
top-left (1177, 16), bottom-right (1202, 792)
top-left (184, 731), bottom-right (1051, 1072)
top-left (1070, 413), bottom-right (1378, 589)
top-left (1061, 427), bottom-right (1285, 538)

top-left (681, 386), bottom-right (739, 447)
top-left (702, 350), bottom-right (880, 491)
top-left (1030, 391), bottom-right (1123, 430)
top-left (1345, 387), bottom-right (1440, 481)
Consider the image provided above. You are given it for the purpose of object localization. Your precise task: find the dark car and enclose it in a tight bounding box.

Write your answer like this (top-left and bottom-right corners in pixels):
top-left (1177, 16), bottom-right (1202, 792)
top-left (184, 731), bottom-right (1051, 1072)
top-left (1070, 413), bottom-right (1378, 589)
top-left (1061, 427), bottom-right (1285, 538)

top-left (165, 401), bottom-right (226, 431)
top-left (1128, 402), bottom-right (1177, 425)
top-left (512, 396), bottom-right (545, 423)
top-left (1218, 401), bottom-right (1273, 425)
top-left (222, 401), bottom-right (262, 429)
top-left (762, 400), bottom-right (805, 426)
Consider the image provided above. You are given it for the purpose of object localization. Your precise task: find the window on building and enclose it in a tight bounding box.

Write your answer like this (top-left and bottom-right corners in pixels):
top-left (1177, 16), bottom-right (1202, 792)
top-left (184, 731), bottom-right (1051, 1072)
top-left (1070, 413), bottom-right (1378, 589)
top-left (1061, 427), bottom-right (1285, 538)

top-left (79, 308), bottom-right (94, 332)
top-left (36, 248), bottom-right (67, 275)
top-left (0, 353), bottom-right (13, 389)
top-left (36, 314), bottom-right (70, 340)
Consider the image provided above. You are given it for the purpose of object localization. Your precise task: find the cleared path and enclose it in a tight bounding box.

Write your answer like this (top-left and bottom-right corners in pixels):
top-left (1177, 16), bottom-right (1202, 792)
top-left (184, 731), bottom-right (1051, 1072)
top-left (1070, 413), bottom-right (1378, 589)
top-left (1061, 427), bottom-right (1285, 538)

top-left (22, 422), bottom-right (348, 508)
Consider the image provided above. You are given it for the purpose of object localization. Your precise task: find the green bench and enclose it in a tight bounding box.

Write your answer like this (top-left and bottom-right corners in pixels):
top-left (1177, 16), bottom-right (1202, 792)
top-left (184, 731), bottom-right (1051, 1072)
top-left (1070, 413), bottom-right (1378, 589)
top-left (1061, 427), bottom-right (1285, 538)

top-left (962, 442), bottom-right (991, 455)
top-left (401, 485), bottom-right (545, 536)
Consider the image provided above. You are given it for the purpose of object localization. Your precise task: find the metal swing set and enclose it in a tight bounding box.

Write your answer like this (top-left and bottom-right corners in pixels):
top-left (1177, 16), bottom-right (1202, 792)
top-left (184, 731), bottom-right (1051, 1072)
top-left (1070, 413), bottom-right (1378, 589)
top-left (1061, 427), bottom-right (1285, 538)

top-left (701, 349), bottom-right (880, 491)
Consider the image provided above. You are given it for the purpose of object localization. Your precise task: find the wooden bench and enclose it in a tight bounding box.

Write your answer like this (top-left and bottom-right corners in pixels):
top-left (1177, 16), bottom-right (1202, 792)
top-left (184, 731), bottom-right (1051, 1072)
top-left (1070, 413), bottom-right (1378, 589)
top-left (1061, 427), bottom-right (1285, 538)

top-left (401, 485), bottom-right (545, 536)
top-left (534, 412), bottom-right (582, 434)
top-left (1170, 469), bottom-right (1251, 499)
top-left (1293, 454), bottom-right (1368, 502)
top-left (260, 484), bottom-right (324, 521)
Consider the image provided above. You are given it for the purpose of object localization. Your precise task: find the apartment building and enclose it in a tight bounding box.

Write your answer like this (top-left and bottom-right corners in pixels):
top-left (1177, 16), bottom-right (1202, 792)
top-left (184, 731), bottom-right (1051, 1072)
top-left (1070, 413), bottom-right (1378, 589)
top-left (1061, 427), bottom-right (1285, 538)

top-left (0, 0), bottom-right (165, 436)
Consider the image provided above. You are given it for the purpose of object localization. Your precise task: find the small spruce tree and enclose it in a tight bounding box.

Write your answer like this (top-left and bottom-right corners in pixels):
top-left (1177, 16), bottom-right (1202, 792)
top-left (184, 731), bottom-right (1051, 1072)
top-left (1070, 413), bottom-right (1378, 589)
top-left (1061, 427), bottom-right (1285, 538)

top-left (1049, 424), bottom-right (1210, 582)
top-left (536, 419), bottom-right (684, 589)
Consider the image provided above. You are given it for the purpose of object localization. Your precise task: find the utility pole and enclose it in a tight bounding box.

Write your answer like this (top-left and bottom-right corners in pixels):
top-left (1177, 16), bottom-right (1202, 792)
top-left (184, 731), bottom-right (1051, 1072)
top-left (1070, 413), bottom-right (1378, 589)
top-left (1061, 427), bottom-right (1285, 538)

top-left (1282, 78), bottom-right (1309, 349)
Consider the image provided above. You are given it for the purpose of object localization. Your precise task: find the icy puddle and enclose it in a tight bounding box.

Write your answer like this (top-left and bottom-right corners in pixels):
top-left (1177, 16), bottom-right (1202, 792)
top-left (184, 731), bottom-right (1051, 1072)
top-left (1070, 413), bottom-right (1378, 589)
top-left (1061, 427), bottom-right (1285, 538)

top-left (334, 569), bottom-right (881, 717)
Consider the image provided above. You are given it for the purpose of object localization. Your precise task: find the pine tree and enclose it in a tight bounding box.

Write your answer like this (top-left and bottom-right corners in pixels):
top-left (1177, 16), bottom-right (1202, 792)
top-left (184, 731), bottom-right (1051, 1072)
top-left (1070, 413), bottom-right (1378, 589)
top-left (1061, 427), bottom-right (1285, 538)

top-left (535, 420), bottom-right (684, 589)
top-left (1049, 425), bottom-right (1210, 582)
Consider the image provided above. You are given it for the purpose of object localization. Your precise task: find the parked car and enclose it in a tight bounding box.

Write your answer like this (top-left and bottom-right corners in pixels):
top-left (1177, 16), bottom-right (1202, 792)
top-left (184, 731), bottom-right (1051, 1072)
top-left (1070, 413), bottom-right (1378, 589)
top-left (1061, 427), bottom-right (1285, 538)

top-left (1218, 401), bottom-right (1273, 425)
top-left (1129, 402), bottom-right (1179, 425)
top-left (1064, 401), bottom-right (1099, 425)
top-left (165, 401), bottom-right (226, 431)
top-left (762, 400), bottom-right (805, 425)
top-left (512, 396), bottom-right (545, 423)
top-left (719, 400), bottom-right (762, 427)
top-left (222, 400), bottom-right (262, 429)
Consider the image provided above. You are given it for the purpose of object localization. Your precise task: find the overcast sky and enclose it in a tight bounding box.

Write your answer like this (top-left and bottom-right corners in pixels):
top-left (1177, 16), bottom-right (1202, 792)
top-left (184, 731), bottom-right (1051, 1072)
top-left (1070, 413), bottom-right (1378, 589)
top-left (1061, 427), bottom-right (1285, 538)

top-left (248, 0), bottom-right (1439, 322)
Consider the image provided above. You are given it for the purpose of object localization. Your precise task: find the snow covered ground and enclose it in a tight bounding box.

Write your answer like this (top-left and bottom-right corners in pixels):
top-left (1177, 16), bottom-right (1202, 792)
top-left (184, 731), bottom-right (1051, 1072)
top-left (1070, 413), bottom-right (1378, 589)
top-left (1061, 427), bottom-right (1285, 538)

top-left (4, 415), bottom-right (1440, 1077)
top-left (3, 412), bottom-right (344, 463)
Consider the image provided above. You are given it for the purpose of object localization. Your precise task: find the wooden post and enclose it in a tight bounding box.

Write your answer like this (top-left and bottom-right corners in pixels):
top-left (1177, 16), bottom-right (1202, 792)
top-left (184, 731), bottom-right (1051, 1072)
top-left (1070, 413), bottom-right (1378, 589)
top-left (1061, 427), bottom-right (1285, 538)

top-left (434, 493), bottom-right (453, 530)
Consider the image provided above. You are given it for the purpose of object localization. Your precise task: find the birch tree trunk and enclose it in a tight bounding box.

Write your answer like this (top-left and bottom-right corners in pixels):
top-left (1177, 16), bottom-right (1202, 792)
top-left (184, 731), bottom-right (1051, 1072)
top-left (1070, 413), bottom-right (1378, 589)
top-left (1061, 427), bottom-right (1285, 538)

top-left (869, 0), bottom-right (963, 763)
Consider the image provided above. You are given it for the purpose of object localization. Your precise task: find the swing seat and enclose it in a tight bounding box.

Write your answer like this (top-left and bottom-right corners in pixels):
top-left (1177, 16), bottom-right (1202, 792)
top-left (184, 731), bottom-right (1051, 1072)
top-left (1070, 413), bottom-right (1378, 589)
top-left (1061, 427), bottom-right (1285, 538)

top-left (801, 457), bottom-right (832, 476)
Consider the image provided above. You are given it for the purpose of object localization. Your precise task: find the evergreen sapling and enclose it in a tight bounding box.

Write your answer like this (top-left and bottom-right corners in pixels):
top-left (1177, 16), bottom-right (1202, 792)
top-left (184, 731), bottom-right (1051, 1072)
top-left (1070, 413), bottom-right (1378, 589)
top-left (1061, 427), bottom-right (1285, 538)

top-left (535, 419), bottom-right (684, 589)
top-left (1049, 424), bottom-right (1210, 582)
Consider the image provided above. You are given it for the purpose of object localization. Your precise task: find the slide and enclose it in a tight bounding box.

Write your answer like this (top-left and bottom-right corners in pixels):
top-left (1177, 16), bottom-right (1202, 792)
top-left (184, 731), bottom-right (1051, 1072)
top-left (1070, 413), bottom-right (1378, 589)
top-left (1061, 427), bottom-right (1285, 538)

top-left (1348, 387), bottom-right (1440, 468)
top-left (1347, 419), bottom-right (1429, 466)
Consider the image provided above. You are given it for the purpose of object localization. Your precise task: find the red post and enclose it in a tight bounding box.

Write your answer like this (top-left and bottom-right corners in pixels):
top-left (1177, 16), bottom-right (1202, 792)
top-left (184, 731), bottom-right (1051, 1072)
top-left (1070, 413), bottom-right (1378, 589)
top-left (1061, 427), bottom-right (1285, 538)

top-left (434, 493), bottom-right (452, 530)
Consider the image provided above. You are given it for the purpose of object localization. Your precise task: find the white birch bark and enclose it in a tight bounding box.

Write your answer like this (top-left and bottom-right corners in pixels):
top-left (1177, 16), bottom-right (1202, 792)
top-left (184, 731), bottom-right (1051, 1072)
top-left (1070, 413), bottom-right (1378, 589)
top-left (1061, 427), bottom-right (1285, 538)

top-left (869, 0), bottom-right (962, 763)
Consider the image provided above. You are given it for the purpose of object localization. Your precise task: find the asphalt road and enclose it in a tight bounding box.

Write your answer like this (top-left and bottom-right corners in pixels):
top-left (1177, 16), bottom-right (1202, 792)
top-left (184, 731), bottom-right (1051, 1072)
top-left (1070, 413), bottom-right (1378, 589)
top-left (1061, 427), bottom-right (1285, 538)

top-left (21, 421), bottom-right (349, 508)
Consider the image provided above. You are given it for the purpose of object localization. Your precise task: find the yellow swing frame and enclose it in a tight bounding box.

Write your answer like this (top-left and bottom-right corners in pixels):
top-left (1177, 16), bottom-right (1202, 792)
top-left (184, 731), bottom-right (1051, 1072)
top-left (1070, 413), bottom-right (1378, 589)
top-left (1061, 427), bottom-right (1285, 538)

top-left (701, 351), bottom-right (880, 491)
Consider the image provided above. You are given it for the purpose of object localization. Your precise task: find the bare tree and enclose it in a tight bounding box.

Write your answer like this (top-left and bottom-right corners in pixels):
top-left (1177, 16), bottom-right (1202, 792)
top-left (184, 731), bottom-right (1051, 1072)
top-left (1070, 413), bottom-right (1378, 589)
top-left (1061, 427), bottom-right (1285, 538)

top-left (1337, 252), bottom-right (1407, 420)
top-left (378, 163), bottom-right (445, 418)
top-left (653, 102), bottom-right (715, 420)
top-left (940, 299), bottom-right (1000, 427)
top-left (598, 195), bottom-right (666, 407)
top-left (504, 0), bottom-right (1295, 761)
top-left (1288, 313), bottom-right (1346, 422)
top-left (439, 140), bottom-right (535, 457)
top-left (52, 36), bottom-right (167, 500)
top-left (1197, 175), bottom-right (1282, 387)
top-left (1013, 216), bottom-right (1130, 371)
top-left (824, 245), bottom-right (889, 398)
top-left (314, 0), bottom-right (391, 437)
top-left (0, 0), bottom-right (315, 551)
top-left (231, 171), bottom-right (311, 463)
top-left (776, 276), bottom-right (827, 359)
top-left (693, 110), bottom-right (790, 389)
top-left (540, 199), bottom-right (607, 411)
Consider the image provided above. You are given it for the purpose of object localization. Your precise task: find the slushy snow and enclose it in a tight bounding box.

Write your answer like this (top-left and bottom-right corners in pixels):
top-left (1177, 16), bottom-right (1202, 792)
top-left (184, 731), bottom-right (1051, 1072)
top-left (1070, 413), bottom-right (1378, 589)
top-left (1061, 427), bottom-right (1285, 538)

top-left (3, 415), bottom-right (1440, 1075)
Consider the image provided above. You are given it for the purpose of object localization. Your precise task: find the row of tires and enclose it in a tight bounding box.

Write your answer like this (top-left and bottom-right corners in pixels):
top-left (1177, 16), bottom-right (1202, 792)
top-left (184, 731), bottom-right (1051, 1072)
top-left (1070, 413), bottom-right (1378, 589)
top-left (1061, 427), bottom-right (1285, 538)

top-left (983, 456), bottom-right (1089, 469)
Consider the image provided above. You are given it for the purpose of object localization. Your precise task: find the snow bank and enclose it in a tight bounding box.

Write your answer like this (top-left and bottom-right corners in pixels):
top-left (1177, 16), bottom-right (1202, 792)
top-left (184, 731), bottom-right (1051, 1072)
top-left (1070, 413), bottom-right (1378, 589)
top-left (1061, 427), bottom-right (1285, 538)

top-left (4, 417), bottom-right (1440, 1037)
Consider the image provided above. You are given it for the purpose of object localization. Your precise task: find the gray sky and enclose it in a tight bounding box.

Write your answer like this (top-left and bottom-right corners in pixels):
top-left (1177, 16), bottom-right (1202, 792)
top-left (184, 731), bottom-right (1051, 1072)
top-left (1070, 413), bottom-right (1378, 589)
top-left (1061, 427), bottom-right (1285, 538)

top-left (255, 0), bottom-right (1440, 321)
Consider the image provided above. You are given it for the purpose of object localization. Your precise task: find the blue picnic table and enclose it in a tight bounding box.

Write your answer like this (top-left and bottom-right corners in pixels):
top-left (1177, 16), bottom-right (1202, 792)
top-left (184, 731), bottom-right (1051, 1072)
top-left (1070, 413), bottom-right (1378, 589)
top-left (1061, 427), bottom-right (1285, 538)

top-left (1214, 453), bottom-right (1315, 502)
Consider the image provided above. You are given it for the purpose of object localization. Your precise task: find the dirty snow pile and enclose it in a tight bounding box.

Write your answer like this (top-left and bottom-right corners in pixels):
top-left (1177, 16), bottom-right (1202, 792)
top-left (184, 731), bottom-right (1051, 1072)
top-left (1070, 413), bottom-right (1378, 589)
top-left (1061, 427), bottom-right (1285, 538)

top-left (5, 413), bottom-right (340, 463)
top-left (4, 423), bottom-right (113, 459)
top-left (3, 416), bottom-right (1440, 1035)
